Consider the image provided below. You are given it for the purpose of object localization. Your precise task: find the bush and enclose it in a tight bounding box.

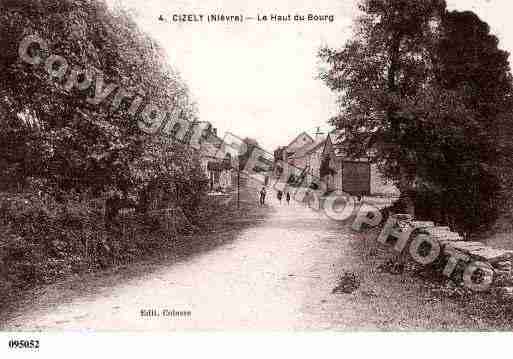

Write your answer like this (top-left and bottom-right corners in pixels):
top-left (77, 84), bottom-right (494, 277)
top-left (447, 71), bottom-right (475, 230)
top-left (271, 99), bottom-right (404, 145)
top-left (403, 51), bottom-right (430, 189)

top-left (0, 191), bottom-right (95, 285)
top-left (0, 183), bottom-right (215, 296)
top-left (414, 172), bottom-right (500, 234)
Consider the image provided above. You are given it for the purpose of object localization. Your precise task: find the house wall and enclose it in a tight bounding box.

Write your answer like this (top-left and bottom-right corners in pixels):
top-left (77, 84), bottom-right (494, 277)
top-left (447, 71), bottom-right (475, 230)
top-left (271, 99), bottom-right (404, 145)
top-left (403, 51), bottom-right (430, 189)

top-left (208, 168), bottom-right (234, 191)
top-left (219, 170), bottom-right (233, 189)
top-left (370, 164), bottom-right (400, 196)
top-left (287, 133), bottom-right (313, 153)
top-left (327, 154), bottom-right (342, 192)
top-left (307, 146), bottom-right (323, 179)
top-left (275, 133), bottom-right (330, 188)
top-left (321, 133), bottom-right (399, 196)
top-left (296, 157), bottom-right (309, 175)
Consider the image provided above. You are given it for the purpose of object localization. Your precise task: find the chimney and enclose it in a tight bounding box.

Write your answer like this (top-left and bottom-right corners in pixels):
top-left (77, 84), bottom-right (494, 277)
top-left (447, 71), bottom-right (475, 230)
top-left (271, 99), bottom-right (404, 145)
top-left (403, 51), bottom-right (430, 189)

top-left (314, 126), bottom-right (324, 139)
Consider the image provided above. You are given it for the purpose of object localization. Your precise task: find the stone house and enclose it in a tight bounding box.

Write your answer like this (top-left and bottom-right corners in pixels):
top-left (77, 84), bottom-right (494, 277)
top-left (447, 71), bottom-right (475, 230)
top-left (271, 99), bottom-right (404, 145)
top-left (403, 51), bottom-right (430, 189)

top-left (287, 138), bottom-right (326, 188)
top-left (273, 131), bottom-right (325, 188)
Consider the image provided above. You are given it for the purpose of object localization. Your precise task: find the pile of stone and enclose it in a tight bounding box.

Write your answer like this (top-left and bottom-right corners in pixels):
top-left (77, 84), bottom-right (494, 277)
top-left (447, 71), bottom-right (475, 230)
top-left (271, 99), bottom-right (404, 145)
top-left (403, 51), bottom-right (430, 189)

top-left (386, 214), bottom-right (513, 300)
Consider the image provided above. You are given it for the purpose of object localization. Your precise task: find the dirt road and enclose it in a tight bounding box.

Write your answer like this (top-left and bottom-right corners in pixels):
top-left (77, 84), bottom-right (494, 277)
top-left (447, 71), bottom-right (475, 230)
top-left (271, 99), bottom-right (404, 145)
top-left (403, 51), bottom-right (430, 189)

top-left (2, 194), bottom-right (511, 331)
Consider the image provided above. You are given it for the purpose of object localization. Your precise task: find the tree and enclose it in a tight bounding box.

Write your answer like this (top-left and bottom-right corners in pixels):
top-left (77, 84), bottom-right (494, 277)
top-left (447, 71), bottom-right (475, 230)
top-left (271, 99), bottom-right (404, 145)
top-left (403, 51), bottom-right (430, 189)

top-left (0, 0), bottom-right (204, 218)
top-left (320, 0), bottom-right (447, 214)
top-left (436, 11), bottom-right (512, 125)
top-left (419, 10), bottom-right (512, 231)
top-left (320, 1), bottom-right (513, 233)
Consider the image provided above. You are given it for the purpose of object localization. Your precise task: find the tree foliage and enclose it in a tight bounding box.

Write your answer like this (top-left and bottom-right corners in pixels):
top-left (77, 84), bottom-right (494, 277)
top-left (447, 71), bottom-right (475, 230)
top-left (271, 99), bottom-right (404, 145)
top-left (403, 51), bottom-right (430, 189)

top-left (0, 0), bottom-right (205, 215)
top-left (320, 0), bottom-right (513, 233)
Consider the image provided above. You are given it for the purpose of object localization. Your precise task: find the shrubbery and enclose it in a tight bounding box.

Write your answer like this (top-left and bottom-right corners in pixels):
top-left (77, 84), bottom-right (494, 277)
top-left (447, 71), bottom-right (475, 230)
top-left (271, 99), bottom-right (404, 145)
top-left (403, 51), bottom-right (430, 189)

top-left (319, 2), bottom-right (513, 234)
top-left (0, 185), bottom-right (225, 296)
top-left (0, 0), bottom-right (213, 298)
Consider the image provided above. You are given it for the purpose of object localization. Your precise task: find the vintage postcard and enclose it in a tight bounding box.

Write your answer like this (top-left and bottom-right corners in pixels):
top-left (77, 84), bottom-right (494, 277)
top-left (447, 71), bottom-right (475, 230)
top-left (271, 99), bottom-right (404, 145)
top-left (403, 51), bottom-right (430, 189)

top-left (1, 0), bottom-right (513, 356)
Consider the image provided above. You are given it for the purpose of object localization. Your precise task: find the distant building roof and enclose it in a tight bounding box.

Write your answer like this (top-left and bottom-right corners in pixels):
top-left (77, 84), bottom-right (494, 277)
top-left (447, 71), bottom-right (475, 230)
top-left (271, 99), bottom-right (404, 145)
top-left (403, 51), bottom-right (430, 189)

top-left (286, 132), bottom-right (314, 150)
top-left (325, 128), bottom-right (372, 161)
top-left (199, 132), bottom-right (226, 160)
top-left (289, 137), bottom-right (326, 159)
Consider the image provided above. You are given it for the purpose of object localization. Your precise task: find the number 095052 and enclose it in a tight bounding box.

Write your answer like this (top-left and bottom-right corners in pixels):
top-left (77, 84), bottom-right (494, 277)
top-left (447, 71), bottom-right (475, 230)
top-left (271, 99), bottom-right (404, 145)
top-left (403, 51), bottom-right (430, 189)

top-left (8, 339), bottom-right (40, 350)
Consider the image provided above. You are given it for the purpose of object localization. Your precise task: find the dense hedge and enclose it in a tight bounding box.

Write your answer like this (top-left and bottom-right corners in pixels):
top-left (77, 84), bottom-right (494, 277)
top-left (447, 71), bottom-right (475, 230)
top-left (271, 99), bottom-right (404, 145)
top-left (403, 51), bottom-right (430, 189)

top-left (0, 186), bottom-right (230, 298)
top-left (0, 0), bottom-right (214, 298)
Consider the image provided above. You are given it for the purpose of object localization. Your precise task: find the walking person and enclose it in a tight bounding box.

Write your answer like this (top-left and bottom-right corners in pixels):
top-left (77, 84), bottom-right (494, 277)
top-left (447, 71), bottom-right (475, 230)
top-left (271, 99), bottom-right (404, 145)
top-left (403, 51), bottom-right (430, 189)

top-left (259, 186), bottom-right (267, 206)
top-left (277, 190), bottom-right (283, 204)
top-left (286, 191), bottom-right (291, 205)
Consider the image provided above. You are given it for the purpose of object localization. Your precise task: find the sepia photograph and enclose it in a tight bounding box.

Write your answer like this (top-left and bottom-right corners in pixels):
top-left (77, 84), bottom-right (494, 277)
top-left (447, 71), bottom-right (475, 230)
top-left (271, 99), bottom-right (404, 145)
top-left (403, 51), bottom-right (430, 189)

top-left (2, 0), bottom-right (513, 356)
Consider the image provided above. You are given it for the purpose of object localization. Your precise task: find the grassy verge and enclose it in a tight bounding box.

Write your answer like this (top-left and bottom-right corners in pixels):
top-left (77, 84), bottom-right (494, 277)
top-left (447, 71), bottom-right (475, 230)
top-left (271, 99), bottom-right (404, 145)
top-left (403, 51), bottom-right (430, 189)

top-left (0, 184), bottom-right (271, 317)
top-left (352, 227), bottom-right (513, 329)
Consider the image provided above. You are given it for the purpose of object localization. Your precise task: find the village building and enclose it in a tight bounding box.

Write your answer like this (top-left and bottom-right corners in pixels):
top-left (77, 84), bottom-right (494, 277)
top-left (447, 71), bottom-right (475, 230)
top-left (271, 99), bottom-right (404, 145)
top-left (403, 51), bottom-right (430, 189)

top-left (193, 123), bottom-right (234, 192)
top-left (274, 129), bottom-right (399, 197)
top-left (321, 129), bottom-right (399, 196)
top-left (287, 137), bottom-right (325, 188)
top-left (273, 131), bottom-right (325, 188)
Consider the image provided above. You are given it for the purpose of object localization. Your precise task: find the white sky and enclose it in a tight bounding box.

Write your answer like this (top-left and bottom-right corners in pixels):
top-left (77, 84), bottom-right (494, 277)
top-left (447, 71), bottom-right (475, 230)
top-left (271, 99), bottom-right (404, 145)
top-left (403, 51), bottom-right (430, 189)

top-left (113, 0), bottom-right (513, 152)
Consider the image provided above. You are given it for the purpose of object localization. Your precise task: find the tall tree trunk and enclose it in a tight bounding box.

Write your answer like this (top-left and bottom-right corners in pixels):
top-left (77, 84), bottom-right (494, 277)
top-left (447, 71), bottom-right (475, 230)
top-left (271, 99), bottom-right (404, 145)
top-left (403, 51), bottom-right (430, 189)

top-left (398, 168), bottom-right (416, 217)
top-left (387, 31), bottom-right (416, 216)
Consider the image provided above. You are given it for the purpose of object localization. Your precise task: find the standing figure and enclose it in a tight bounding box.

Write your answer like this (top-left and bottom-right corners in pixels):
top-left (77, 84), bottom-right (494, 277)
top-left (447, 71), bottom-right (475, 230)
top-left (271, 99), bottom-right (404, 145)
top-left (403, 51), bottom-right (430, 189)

top-left (286, 192), bottom-right (291, 205)
top-left (259, 186), bottom-right (267, 206)
top-left (277, 190), bottom-right (283, 204)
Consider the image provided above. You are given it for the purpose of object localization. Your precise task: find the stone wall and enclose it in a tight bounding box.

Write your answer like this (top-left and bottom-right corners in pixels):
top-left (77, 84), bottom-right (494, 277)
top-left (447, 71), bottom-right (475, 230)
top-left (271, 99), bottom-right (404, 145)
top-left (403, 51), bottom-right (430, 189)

top-left (385, 214), bottom-right (513, 300)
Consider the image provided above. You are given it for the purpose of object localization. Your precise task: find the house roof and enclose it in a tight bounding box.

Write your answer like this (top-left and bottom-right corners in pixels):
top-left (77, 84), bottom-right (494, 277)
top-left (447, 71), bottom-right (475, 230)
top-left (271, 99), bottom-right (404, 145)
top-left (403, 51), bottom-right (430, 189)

top-left (324, 128), bottom-right (372, 161)
top-left (289, 137), bottom-right (326, 159)
top-left (286, 131), bottom-right (314, 150)
top-left (199, 133), bottom-right (226, 160)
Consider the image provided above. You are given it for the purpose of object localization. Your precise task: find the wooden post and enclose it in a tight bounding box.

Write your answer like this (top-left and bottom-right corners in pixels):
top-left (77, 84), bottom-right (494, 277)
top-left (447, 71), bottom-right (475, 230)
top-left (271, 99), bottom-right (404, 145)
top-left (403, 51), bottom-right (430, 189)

top-left (237, 169), bottom-right (240, 209)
